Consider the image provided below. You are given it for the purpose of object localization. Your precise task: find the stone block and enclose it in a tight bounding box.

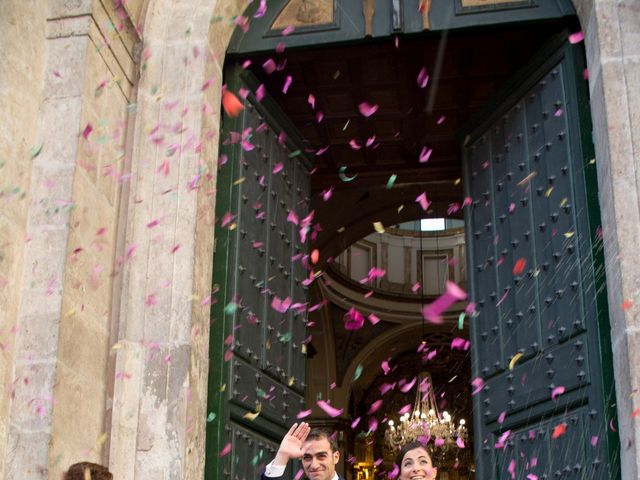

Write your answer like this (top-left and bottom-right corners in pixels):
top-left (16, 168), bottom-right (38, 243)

top-left (9, 360), bottom-right (57, 431)
top-left (593, 1), bottom-right (623, 60)
top-left (37, 96), bottom-right (82, 169)
top-left (618, 1), bottom-right (640, 58)
top-left (20, 227), bottom-right (69, 299)
top-left (57, 306), bottom-right (109, 383)
top-left (5, 429), bottom-right (51, 480)
top-left (14, 313), bottom-right (60, 362)
top-left (44, 36), bottom-right (89, 99)
top-left (27, 164), bottom-right (75, 227)
top-left (47, 0), bottom-right (92, 19)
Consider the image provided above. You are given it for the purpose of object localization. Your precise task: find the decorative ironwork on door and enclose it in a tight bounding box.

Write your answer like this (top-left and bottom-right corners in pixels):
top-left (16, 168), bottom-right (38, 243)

top-left (463, 38), bottom-right (619, 479)
top-left (206, 66), bottom-right (311, 480)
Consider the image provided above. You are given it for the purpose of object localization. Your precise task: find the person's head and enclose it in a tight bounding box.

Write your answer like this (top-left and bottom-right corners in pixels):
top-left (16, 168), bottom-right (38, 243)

top-left (395, 441), bottom-right (437, 480)
top-left (63, 462), bottom-right (113, 480)
top-left (301, 428), bottom-right (340, 480)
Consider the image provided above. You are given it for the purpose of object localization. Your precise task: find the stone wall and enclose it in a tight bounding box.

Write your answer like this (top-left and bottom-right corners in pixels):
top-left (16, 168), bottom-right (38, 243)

top-left (2, 0), bottom-right (137, 478)
top-left (0, 2), bottom-right (48, 478)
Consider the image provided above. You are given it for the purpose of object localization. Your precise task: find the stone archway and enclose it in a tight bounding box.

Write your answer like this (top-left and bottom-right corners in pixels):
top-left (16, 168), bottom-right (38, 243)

top-left (106, 0), bottom-right (640, 479)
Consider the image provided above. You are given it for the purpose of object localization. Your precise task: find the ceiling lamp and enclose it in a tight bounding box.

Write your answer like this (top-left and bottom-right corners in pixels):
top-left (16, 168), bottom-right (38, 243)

top-left (384, 373), bottom-right (468, 455)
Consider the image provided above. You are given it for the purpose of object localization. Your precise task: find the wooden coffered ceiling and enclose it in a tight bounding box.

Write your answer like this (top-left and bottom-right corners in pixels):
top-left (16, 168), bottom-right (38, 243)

top-left (232, 21), bottom-right (569, 256)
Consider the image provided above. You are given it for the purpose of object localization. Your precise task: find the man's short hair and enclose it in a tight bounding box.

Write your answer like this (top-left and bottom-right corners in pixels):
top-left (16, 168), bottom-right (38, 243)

top-left (64, 462), bottom-right (113, 480)
top-left (306, 428), bottom-right (339, 452)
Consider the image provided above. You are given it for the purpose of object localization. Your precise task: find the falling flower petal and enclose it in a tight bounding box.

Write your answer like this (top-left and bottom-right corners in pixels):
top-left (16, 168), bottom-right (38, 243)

top-left (358, 102), bottom-right (378, 117)
top-left (416, 192), bottom-right (431, 211)
top-left (297, 409), bottom-right (312, 419)
top-left (262, 58), bottom-right (276, 75)
top-left (344, 307), bottom-right (365, 330)
top-left (317, 400), bottom-right (343, 417)
top-left (422, 281), bottom-right (467, 323)
top-left (222, 91), bottom-right (244, 117)
top-left (551, 386), bottom-right (565, 400)
top-left (568, 31), bottom-right (584, 44)
top-left (456, 437), bottom-right (465, 449)
top-left (254, 0), bottom-right (267, 18)
top-left (513, 258), bottom-right (526, 275)
top-left (282, 75), bottom-right (293, 94)
top-left (417, 67), bottom-right (429, 88)
top-left (218, 442), bottom-right (232, 457)
top-left (551, 423), bottom-right (567, 439)
top-left (471, 377), bottom-right (484, 395)
top-left (368, 399), bottom-right (383, 414)
top-left (419, 147), bottom-right (432, 163)
top-left (509, 352), bottom-right (523, 370)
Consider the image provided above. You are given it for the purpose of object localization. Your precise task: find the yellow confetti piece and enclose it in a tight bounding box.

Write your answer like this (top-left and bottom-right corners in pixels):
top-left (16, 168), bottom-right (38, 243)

top-left (219, 383), bottom-right (226, 392)
top-left (288, 377), bottom-right (295, 387)
top-left (232, 177), bottom-right (246, 185)
top-left (545, 187), bottom-right (554, 197)
top-left (373, 221), bottom-right (385, 233)
top-left (397, 204), bottom-right (404, 213)
top-left (66, 308), bottom-right (76, 317)
top-left (517, 171), bottom-right (537, 186)
top-left (589, 158), bottom-right (596, 165)
top-left (301, 344), bottom-right (307, 354)
top-left (564, 231), bottom-right (575, 238)
top-left (229, 223), bottom-right (237, 230)
top-left (111, 342), bottom-right (122, 351)
top-left (337, 226), bottom-right (345, 233)
top-left (95, 432), bottom-right (108, 447)
top-left (509, 352), bottom-right (524, 370)
top-left (243, 406), bottom-right (261, 421)
top-left (560, 197), bottom-right (568, 207)
top-left (454, 178), bottom-right (461, 185)
top-left (463, 135), bottom-right (471, 146)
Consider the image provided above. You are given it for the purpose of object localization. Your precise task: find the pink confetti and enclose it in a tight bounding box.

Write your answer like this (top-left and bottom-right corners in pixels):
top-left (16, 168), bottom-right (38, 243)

top-left (554, 108), bottom-right (563, 117)
top-left (422, 281), bottom-right (467, 323)
top-left (287, 210), bottom-right (299, 225)
top-left (551, 386), bottom-right (565, 400)
top-left (271, 296), bottom-right (292, 313)
top-left (456, 437), bottom-right (465, 449)
top-left (282, 25), bottom-right (295, 35)
top-left (262, 58), bottom-right (276, 75)
top-left (399, 377), bottom-right (417, 393)
top-left (220, 212), bottom-right (236, 227)
top-left (498, 411), bottom-right (507, 424)
top-left (316, 111), bottom-right (324, 123)
top-left (321, 187), bottom-right (333, 201)
top-left (344, 307), bottom-right (365, 330)
top-left (417, 67), bottom-right (429, 88)
top-left (256, 84), bottom-right (266, 102)
top-left (434, 438), bottom-right (445, 448)
top-left (358, 102), bottom-right (378, 117)
top-left (508, 459), bottom-right (516, 479)
top-left (233, 15), bottom-right (249, 33)
top-left (315, 146), bottom-right (329, 156)
top-left (316, 400), bottom-right (343, 417)
top-left (254, 0), bottom-right (267, 18)
top-left (368, 399), bottom-right (383, 414)
top-left (294, 470), bottom-right (304, 480)
top-left (381, 360), bottom-right (391, 375)
top-left (568, 31), bottom-right (584, 44)
top-left (351, 417), bottom-right (361, 428)
top-left (368, 313), bottom-right (380, 325)
top-left (471, 377), bottom-right (484, 395)
top-left (526, 475), bottom-right (539, 480)
top-left (388, 464), bottom-right (399, 479)
top-left (437, 115), bottom-right (446, 125)
top-left (398, 404), bottom-right (412, 415)
top-left (272, 162), bottom-right (284, 174)
top-left (296, 409), bottom-right (312, 419)
top-left (349, 139), bottom-right (362, 150)
top-left (282, 75), bottom-right (293, 94)
top-left (82, 123), bottom-right (93, 139)
top-left (591, 435), bottom-right (599, 447)
top-left (218, 442), bottom-right (232, 457)
top-left (416, 192), bottom-right (431, 211)
top-left (308, 93), bottom-right (316, 109)
top-left (368, 416), bottom-right (378, 432)
top-left (419, 146), bottom-right (432, 163)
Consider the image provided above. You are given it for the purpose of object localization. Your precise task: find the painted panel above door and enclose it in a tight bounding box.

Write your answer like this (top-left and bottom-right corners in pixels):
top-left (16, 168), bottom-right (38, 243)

top-left (227, 0), bottom-right (576, 54)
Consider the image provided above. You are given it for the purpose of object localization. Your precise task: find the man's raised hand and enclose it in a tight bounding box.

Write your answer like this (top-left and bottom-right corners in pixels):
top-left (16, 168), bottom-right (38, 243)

top-left (273, 422), bottom-right (311, 466)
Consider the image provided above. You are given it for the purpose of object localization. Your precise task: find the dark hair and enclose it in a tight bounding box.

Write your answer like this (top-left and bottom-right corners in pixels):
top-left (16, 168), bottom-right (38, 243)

top-left (64, 462), bottom-right (113, 480)
top-left (395, 441), bottom-right (436, 470)
top-left (306, 428), bottom-right (339, 452)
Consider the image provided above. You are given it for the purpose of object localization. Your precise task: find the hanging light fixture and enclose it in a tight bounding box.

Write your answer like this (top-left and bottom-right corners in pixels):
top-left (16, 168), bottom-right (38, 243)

top-left (384, 373), bottom-right (467, 453)
top-left (384, 205), bottom-right (467, 455)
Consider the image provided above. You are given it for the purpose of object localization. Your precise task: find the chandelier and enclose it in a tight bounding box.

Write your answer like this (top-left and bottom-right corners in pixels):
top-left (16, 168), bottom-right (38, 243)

top-left (384, 373), bottom-right (467, 454)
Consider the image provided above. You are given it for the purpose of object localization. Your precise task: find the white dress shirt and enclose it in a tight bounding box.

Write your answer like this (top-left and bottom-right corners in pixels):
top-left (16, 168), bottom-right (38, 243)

top-left (263, 460), bottom-right (339, 480)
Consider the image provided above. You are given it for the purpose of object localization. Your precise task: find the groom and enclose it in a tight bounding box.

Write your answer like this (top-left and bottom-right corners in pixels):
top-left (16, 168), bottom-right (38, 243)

top-left (261, 422), bottom-right (344, 480)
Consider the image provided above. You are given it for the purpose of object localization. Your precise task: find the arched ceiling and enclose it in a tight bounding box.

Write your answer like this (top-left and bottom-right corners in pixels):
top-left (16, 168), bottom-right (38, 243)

top-left (231, 21), bottom-right (569, 258)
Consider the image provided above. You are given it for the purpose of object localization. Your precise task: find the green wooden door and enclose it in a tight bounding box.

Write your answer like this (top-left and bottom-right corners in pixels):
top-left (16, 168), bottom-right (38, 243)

top-left (462, 36), bottom-right (620, 479)
top-left (205, 65), bottom-right (311, 480)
